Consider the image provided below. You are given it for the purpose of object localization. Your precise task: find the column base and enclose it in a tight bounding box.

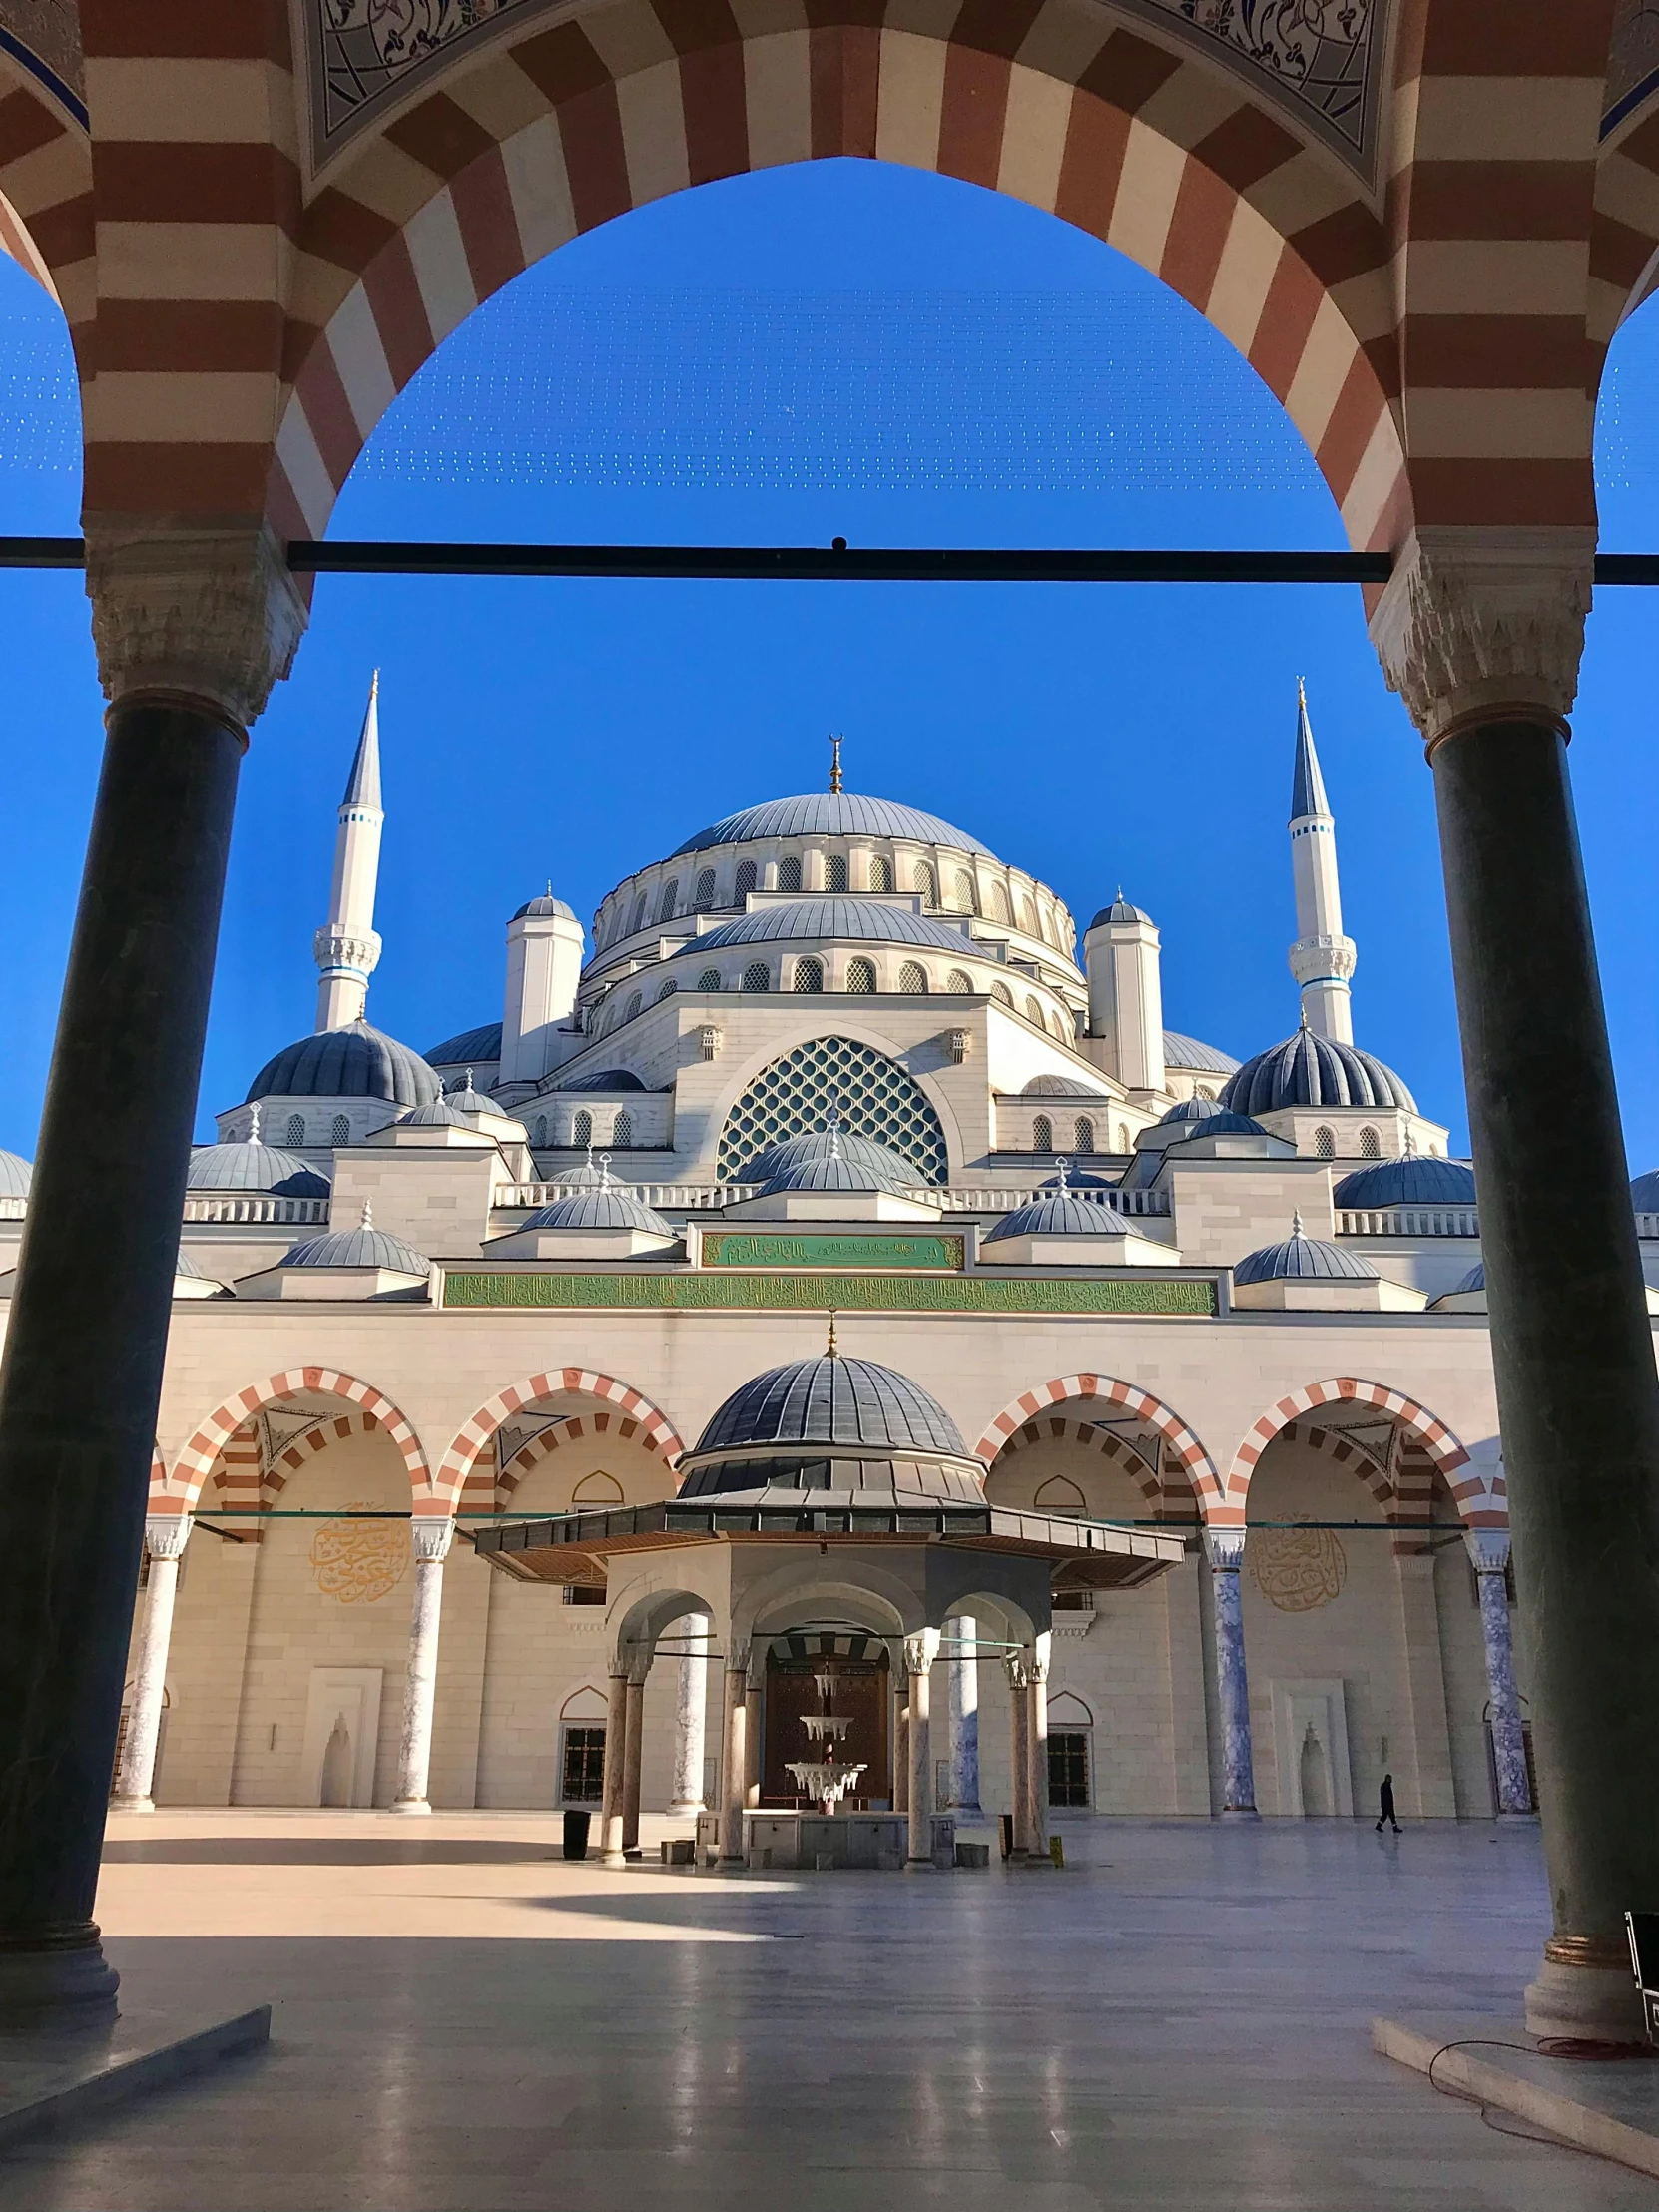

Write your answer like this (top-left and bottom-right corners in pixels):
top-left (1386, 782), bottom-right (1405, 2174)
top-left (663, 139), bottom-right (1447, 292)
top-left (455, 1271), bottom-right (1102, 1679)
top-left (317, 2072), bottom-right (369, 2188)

top-left (388, 1798), bottom-right (432, 1816)
top-left (108, 1796), bottom-right (156, 1815)
top-left (1524, 1950), bottom-right (1646, 2045)
top-left (665, 1800), bottom-right (705, 1818)
top-left (1220, 1806), bottom-right (1260, 1820)
top-left (601, 1850), bottom-right (629, 1870)
top-left (0, 1939), bottom-right (120, 2024)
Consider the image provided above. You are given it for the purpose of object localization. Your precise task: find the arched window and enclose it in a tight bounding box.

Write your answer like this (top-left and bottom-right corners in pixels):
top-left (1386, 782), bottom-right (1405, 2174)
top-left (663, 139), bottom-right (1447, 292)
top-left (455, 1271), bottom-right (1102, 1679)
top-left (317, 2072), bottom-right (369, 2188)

top-left (913, 863), bottom-right (937, 905)
top-left (991, 980), bottom-right (1014, 1007)
top-left (698, 967), bottom-right (723, 992)
top-left (286, 1114), bottom-right (305, 1145)
top-left (1116, 1123), bottom-right (1130, 1151)
top-left (951, 868), bottom-right (977, 913)
top-left (743, 961), bottom-right (770, 993)
top-left (990, 880), bottom-right (1011, 922)
top-left (694, 867), bottom-right (717, 911)
top-left (1019, 897), bottom-right (1038, 933)
top-left (1025, 995), bottom-right (1044, 1026)
top-left (1048, 1008), bottom-right (1067, 1040)
top-left (898, 961), bottom-right (928, 994)
top-left (629, 893), bottom-right (647, 933)
top-left (1035, 1474), bottom-right (1086, 1515)
top-left (330, 1114), bottom-right (350, 1145)
top-left (1315, 1125), bottom-right (1336, 1160)
top-left (533, 1116), bottom-right (548, 1146)
top-left (1360, 1125), bottom-right (1382, 1158)
top-left (1032, 1115), bottom-right (1053, 1152)
top-left (778, 855), bottom-right (803, 892)
top-left (656, 978), bottom-right (676, 1002)
top-left (715, 1033), bottom-right (950, 1183)
top-left (945, 968), bottom-right (973, 994)
top-left (826, 853), bottom-right (848, 892)
top-left (793, 957), bottom-right (824, 994)
top-left (1039, 907), bottom-right (1057, 945)
top-left (844, 956), bottom-right (876, 993)
top-left (657, 879), bottom-right (679, 923)
top-left (613, 1110), bottom-right (633, 1146)
top-left (624, 991), bottom-right (642, 1022)
top-left (572, 1109), bottom-right (593, 1147)
top-left (1075, 1118), bottom-right (1095, 1153)
top-left (735, 860), bottom-right (758, 901)
top-left (572, 1470), bottom-right (625, 1503)
top-left (869, 854), bottom-right (894, 894)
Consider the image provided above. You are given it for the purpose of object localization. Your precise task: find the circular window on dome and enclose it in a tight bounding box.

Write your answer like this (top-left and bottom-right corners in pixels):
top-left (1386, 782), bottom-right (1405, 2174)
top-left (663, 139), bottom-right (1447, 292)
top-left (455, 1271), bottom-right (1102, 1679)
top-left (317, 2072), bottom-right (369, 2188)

top-left (717, 1036), bottom-right (949, 1183)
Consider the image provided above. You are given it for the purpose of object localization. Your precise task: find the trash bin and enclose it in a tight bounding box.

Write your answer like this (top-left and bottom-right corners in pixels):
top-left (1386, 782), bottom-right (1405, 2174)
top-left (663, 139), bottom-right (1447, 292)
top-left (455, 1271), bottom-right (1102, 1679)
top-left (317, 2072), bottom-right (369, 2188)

top-left (562, 1808), bottom-right (592, 1861)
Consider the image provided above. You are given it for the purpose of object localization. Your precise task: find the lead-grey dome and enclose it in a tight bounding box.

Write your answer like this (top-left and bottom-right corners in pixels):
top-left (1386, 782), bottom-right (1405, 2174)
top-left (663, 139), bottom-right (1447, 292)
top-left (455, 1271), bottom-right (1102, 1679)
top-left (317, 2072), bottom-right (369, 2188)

top-left (249, 1021), bottom-right (440, 1108)
top-left (694, 898), bottom-right (977, 955)
top-left (1222, 1031), bottom-right (1415, 1116)
top-left (186, 1138), bottom-right (329, 1197)
top-left (423, 1021), bottom-right (503, 1067)
top-left (988, 1191), bottom-right (1131, 1240)
top-left (1234, 1221), bottom-right (1379, 1285)
top-left (512, 892), bottom-right (576, 921)
top-left (279, 1221), bottom-right (430, 1275)
top-left (1333, 1157), bottom-right (1476, 1208)
top-left (737, 1129), bottom-right (906, 1184)
top-left (758, 1141), bottom-right (918, 1197)
top-left (1452, 1261), bottom-right (1485, 1293)
top-left (556, 1068), bottom-right (648, 1093)
top-left (1632, 1170), bottom-right (1659, 1213)
top-left (1163, 1031), bottom-right (1241, 1075)
top-left (689, 1354), bottom-right (969, 1465)
top-left (672, 792), bottom-right (995, 859)
top-left (521, 1188), bottom-right (673, 1235)
top-left (1020, 1074), bottom-right (1106, 1099)
top-left (1087, 896), bottom-right (1149, 929)
top-left (0, 1149), bottom-right (31, 1200)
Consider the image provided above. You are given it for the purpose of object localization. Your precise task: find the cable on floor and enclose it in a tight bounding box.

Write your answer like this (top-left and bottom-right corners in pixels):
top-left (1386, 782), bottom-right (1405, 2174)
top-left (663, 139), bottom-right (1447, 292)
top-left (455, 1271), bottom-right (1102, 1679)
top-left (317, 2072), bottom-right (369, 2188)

top-left (1423, 2037), bottom-right (1656, 2172)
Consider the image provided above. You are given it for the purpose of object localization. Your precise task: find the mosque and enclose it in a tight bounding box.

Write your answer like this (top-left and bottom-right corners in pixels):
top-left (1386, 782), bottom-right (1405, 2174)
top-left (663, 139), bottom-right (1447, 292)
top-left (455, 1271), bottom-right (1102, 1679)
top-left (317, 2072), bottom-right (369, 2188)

top-left (12, 678), bottom-right (1650, 1861)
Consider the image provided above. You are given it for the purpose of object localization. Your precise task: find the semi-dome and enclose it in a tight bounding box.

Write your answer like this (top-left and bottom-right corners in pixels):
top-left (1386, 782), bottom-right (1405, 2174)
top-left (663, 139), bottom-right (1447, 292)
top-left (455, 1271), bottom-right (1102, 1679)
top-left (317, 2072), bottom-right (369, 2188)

top-left (423, 1021), bottom-right (503, 1066)
top-left (1234, 1217), bottom-right (1379, 1285)
top-left (556, 1067), bottom-right (648, 1093)
top-left (689, 1353), bottom-right (969, 1465)
top-left (1333, 1157), bottom-right (1476, 1208)
top-left (694, 898), bottom-right (979, 955)
top-left (671, 792), bottom-right (996, 859)
top-left (279, 1215), bottom-right (430, 1275)
top-left (987, 1191), bottom-right (1132, 1240)
top-left (1163, 1031), bottom-right (1241, 1075)
top-left (249, 1021), bottom-right (440, 1108)
top-left (520, 1187), bottom-right (674, 1236)
top-left (1020, 1074), bottom-right (1106, 1099)
top-left (1222, 1030), bottom-right (1415, 1117)
top-left (736, 1129), bottom-right (907, 1184)
top-left (0, 1149), bottom-right (31, 1200)
top-left (187, 1130), bottom-right (330, 1197)
top-left (512, 892), bottom-right (576, 921)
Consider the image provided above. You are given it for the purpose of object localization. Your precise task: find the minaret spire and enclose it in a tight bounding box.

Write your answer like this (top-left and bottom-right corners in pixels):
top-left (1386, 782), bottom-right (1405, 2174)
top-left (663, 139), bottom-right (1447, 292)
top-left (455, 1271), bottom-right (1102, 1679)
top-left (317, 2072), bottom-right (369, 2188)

top-left (313, 673), bottom-right (385, 1031)
top-left (1286, 680), bottom-right (1356, 1044)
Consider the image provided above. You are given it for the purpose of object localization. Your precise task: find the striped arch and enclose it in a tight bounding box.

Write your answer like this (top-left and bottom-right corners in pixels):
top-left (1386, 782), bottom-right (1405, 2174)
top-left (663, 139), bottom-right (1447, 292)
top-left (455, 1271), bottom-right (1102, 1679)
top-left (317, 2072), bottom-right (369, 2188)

top-left (275, 5), bottom-right (1401, 549)
top-left (1275, 1418), bottom-right (1395, 1514)
top-left (180, 1408), bottom-right (396, 1532)
top-left (164, 1370), bottom-right (432, 1511)
top-left (1224, 1379), bottom-right (1480, 1529)
top-left (0, 82), bottom-right (91, 327)
top-left (437, 1368), bottom-right (685, 1509)
top-left (974, 1376), bottom-right (1222, 1516)
top-left (986, 1414), bottom-right (1199, 1515)
top-left (494, 1406), bottom-right (676, 1509)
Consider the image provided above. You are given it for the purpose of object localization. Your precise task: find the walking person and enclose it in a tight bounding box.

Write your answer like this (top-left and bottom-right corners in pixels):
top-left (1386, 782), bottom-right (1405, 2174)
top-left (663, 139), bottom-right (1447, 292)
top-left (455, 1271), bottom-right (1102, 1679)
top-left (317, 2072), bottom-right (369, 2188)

top-left (1375, 1772), bottom-right (1400, 1834)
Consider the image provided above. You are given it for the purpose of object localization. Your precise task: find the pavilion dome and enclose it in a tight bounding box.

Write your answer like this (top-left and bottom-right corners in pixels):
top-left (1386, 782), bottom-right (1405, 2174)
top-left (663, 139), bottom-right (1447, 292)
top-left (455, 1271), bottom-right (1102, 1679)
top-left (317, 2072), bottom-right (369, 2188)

top-left (757, 1141), bottom-right (917, 1197)
top-left (1020, 1074), bottom-right (1107, 1099)
top-left (1222, 1030), bottom-right (1415, 1116)
top-left (736, 1129), bottom-right (906, 1184)
top-left (520, 1187), bottom-right (674, 1236)
top-left (186, 1130), bottom-right (329, 1197)
top-left (1234, 1218), bottom-right (1379, 1285)
top-left (279, 1214), bottom-right (429, 1275)
top-left (694, 899), bottom-right (977, 956)
top-left (671, 792), bottom-right (996, 860)
top-left (423, 1021), bottom-right (504, 1068)
top-left (0, 1149), bottom-right (31, 1200)
top-left (987, 1191), bottom-right (1131, 1240)
top-left (689, 1353), bottom-right (969, 1465)
top-left (248, 1020), bottom-right (440, 1108)
top-left (1163, 1031), bottom-right (1241, 1075)
top-left (1333, 1157), bottom-right (1476, 1208)
top-left (1156, 1099), bottom-right (1270, 1138)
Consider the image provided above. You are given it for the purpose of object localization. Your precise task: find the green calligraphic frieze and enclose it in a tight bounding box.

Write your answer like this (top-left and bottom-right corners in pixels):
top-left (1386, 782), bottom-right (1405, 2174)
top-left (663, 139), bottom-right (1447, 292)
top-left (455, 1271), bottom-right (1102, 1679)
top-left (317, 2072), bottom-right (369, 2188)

top-left (441, 1272), bottom-right (1215, 1317)
top-left (700, 1231), bottom-right (964, 1271)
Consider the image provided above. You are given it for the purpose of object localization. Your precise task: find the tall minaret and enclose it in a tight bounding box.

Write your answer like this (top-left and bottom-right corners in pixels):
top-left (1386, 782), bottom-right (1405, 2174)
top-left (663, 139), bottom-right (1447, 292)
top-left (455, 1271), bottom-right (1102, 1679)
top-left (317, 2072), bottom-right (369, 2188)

top-left (312, 673), bottom-right (384, 1031)
top-left (1287, 679), bottom-right (1356, 1043)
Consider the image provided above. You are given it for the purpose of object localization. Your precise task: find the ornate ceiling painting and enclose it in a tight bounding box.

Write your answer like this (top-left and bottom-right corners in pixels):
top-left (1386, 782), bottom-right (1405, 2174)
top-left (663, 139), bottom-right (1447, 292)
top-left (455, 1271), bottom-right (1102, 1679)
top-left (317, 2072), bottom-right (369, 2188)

top-left (300, 0), bottom-right (560, 171)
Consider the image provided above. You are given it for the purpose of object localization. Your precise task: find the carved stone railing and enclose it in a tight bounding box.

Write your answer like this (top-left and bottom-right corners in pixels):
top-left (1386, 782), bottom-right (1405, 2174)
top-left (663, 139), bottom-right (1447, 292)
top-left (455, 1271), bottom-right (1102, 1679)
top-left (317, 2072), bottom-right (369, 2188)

top-left (180, 1195), bottom-right (329, 1224)
top-left (1336, 1207), bottom-right (1479, 1238)
top-left (501, 1183), bottom-right (760, 1210)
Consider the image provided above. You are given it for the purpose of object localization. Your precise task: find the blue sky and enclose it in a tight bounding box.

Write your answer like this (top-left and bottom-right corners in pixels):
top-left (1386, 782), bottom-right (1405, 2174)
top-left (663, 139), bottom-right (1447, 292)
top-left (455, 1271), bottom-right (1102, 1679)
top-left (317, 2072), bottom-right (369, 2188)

top-left (0, 158), bottom-right (1655, 1164)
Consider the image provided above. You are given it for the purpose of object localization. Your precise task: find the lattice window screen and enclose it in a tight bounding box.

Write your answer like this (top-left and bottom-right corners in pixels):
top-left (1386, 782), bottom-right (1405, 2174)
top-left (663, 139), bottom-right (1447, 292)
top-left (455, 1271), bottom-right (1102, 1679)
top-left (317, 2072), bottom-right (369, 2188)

top-left (717, 1036), bottom-right (948, 1182)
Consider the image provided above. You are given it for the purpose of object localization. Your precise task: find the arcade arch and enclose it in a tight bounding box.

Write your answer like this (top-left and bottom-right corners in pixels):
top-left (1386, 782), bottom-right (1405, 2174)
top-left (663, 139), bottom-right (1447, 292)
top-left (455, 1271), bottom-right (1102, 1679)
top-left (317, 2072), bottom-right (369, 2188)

top-left (161, 1369), bottom-right (431, 1512)
top-left (437, 1366), bottom-right (686, 1508)
top-left (1222, 1379), bottom-right (1481, 1528)
top-left (975, 1375), bottom-right (1221, 1517)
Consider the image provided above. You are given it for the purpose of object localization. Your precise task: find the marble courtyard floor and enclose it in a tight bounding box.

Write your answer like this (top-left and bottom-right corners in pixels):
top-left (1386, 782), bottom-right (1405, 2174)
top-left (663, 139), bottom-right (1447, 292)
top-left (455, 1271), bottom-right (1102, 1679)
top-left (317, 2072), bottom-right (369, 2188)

top-left (0, 1811), bottom-right (1651, 2210)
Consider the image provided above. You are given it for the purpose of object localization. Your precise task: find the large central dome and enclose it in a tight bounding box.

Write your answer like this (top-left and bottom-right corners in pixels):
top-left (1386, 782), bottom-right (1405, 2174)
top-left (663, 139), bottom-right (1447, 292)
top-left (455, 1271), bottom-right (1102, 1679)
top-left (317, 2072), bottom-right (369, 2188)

top-left (671, 792), bottom-right (997, 859)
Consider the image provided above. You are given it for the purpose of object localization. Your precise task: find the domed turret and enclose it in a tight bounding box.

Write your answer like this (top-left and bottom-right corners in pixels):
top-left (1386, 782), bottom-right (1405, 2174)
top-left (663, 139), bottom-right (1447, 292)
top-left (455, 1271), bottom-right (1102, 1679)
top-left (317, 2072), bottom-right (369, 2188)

top-left (985, 1190), bottom-right (1132, 1242)
top-left (187, 1109), bottom-right (330, 1197)
top-left (278, 1203), bottom-right (430, 1278)
top-left (1234, 1217), bottom-right (1379, 1286)
top-left (1230, 1213), bottom-right (1424, 1311)
top-left (247, 1020), bottom-right (440, 1109)
top-left (520, 1185), bottom-right (674, 1237)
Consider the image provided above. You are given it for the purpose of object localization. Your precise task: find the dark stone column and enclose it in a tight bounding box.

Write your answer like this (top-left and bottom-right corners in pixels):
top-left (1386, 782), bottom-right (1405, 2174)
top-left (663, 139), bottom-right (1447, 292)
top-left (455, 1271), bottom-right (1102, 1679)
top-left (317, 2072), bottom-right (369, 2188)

top-left (0, 696), bottom-right (244, 2012)
top-left (1432, 713), bottom-right (1659, 2038)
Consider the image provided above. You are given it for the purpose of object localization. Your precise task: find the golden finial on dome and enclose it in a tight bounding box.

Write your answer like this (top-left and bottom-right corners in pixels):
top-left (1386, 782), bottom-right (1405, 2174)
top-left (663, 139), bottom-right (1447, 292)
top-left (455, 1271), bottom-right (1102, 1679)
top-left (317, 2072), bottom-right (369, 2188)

top-left (826, 1310), bottom-right (839, 1360)
top-left (830, 735), bottom-right (843, 794)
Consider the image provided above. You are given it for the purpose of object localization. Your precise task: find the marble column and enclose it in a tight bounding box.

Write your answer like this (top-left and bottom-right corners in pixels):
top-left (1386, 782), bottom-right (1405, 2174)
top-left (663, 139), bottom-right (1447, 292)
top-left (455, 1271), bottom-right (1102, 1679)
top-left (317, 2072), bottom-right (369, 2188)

top-left (1006, 1654), bottom-right (1031, 1857)
top-left (744, 1678), bottom-right (763, 1807)
top-left (111, 1514), bottom-right (193, 1812)
top-left (1203, 1528), bottom-right (1257, 1816)
top-left (1026, 1632), bottom-right (1052, 1862)
top-left (600, 1672), bottom-right (629, 1866)
top-left (391, 1517), bottom-right (455, 1813)
top-left (904, 1630), bottom-right (938, 1864)
top-left (668, 1613), bottom-right (710, 1816)
top-left (719, 1652), bottom-right (749, 1865)
top-left (621, 1673), bottom-right (646, 1854)
top-left (944, 1614), bottom-right (982, 1814)
top-left (893, 1698), bottom-right (909, 1815)
top-left (1466, 1531), bottom-right (1531, 1816)
top-left (1373, 528), bottom-right (1659, 2041)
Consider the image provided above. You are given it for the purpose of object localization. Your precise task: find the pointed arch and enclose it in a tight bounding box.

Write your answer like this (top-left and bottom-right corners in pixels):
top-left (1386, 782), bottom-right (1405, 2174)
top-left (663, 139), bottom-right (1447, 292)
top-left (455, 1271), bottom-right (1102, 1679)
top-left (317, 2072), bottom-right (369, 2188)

top-left (164, 1370), bottom-right (432, 1509)
top-left (438, 1367), bottom-right (685, 1509)
top-left (974, 1376), bottom-right (1221, 1516)
top-left (1225, 1379), bottom-right (1480, 1528)
top-left (495, 1403), bottom-right (683, 1507)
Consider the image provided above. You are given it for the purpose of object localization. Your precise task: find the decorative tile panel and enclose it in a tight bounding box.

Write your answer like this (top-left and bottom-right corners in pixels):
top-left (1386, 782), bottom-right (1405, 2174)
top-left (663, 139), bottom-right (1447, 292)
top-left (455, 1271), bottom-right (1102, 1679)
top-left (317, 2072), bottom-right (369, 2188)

top-left (701, 1232), bottom-right (965, 1271)
top-left (441, 1270), bottom-right (1218, 1314)
top-left (302, 0), bottom-right (563, 168)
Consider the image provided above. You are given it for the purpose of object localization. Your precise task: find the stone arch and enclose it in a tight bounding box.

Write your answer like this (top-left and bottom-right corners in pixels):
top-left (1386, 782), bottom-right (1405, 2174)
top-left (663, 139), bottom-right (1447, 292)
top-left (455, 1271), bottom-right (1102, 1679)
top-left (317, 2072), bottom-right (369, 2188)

top-left (974, 1377), bottom-right (1221, 1516)
top-left (986, 1414), bottom-right (1163, 1511)
top-left (1225, 1379), bottom-right (1478, 1528)
top-left (165, 1370), bottom-right (431, 1511)
top-left (274, 9), bottom-right (1402, 549)
top-left (188, 1405), bottom-right (396, 1525)
top-left (494, 1407), bottom-right (677, 1509)
top-left (438, 1367), bottom-right (685, 1509)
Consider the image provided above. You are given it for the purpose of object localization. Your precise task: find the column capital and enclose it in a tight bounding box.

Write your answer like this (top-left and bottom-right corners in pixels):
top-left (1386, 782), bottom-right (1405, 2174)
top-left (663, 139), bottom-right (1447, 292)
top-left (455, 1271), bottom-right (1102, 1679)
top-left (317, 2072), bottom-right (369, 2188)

top-left (85, 518), bottom-right (308, 734)
top-left (143, 1512), bottom-right (192, 1561)
top-left (1027, 1629), bottom-right (1052, 1683)
top-left (902, 1627), bottom-right (940, 1677)
top-left (408, 1516), bottom-right (455, 1564)
top-left (1463, 1527), bottom-right (1512, 1575)
top-left (1368, 525), bottom-right (1594, 750)
top-left (1202, 1525), bottom-right (1247, 1572)
top-left (1004, 1652), bottom-right (1029, 1693)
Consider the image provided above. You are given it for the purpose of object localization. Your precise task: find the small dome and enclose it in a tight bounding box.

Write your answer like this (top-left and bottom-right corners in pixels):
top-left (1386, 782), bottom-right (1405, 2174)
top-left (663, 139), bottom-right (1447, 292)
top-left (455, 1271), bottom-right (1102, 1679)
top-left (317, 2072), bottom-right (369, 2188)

top-left (988, 1191), bottom-right (1132, 1241)
top-left (423, 1021), bottom-right (503, 1067)
top-left (556, 1068), bottom-right (648, 1093)
top-left (694, 898), bottom-right (978, 955)
top-left (512, 891), bottom-right (577, 922)
top-left (1222, 1031), bottom-right (1415, 1116)
top-left (1333, 1157), bottom-right (1476, 1208)
top-left (1163, 1031), bottom-right (1241, 1075)
top-left (691, 1354), bottom-right (968, 1462)
top-left (1087, 896), bottom-right (1149, 930)
top-left (1039, 1167), bottom-right (1114, 1188)
top-left (521, 1186), bottom-right (674, 1236)
top-left (737, 1130), bottom-right (906, 1184)
top-left (186, 1126), bottom-right (330, 1197)
top-left (1159, 1097), bottom-right (1223, 1127)
top-left (1453, 1261), bottom-right (1485, 1293)
top-left (759, 1141), bottom-right (918, 1197)
top-left (1020, 1074), bottom-right (1107, 1099)
top-left (1632, 1170), bottom-right (1659, 1213)
top-left (280, 1206), bottom-right (429, 1276)
top-left (1164, 1107), bottom-right (1271, 1140)
top-left (399, 1074), bottom-right (519, 1130)
top-left (1234, 1216), bottom-right (1379, 1286)
top-left (671, 792), bottom-right (996, 860)
top-left (0, 1149), bottom-right (31, 1200)
top-left (248, 1021), bottom-right (440, 1108)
